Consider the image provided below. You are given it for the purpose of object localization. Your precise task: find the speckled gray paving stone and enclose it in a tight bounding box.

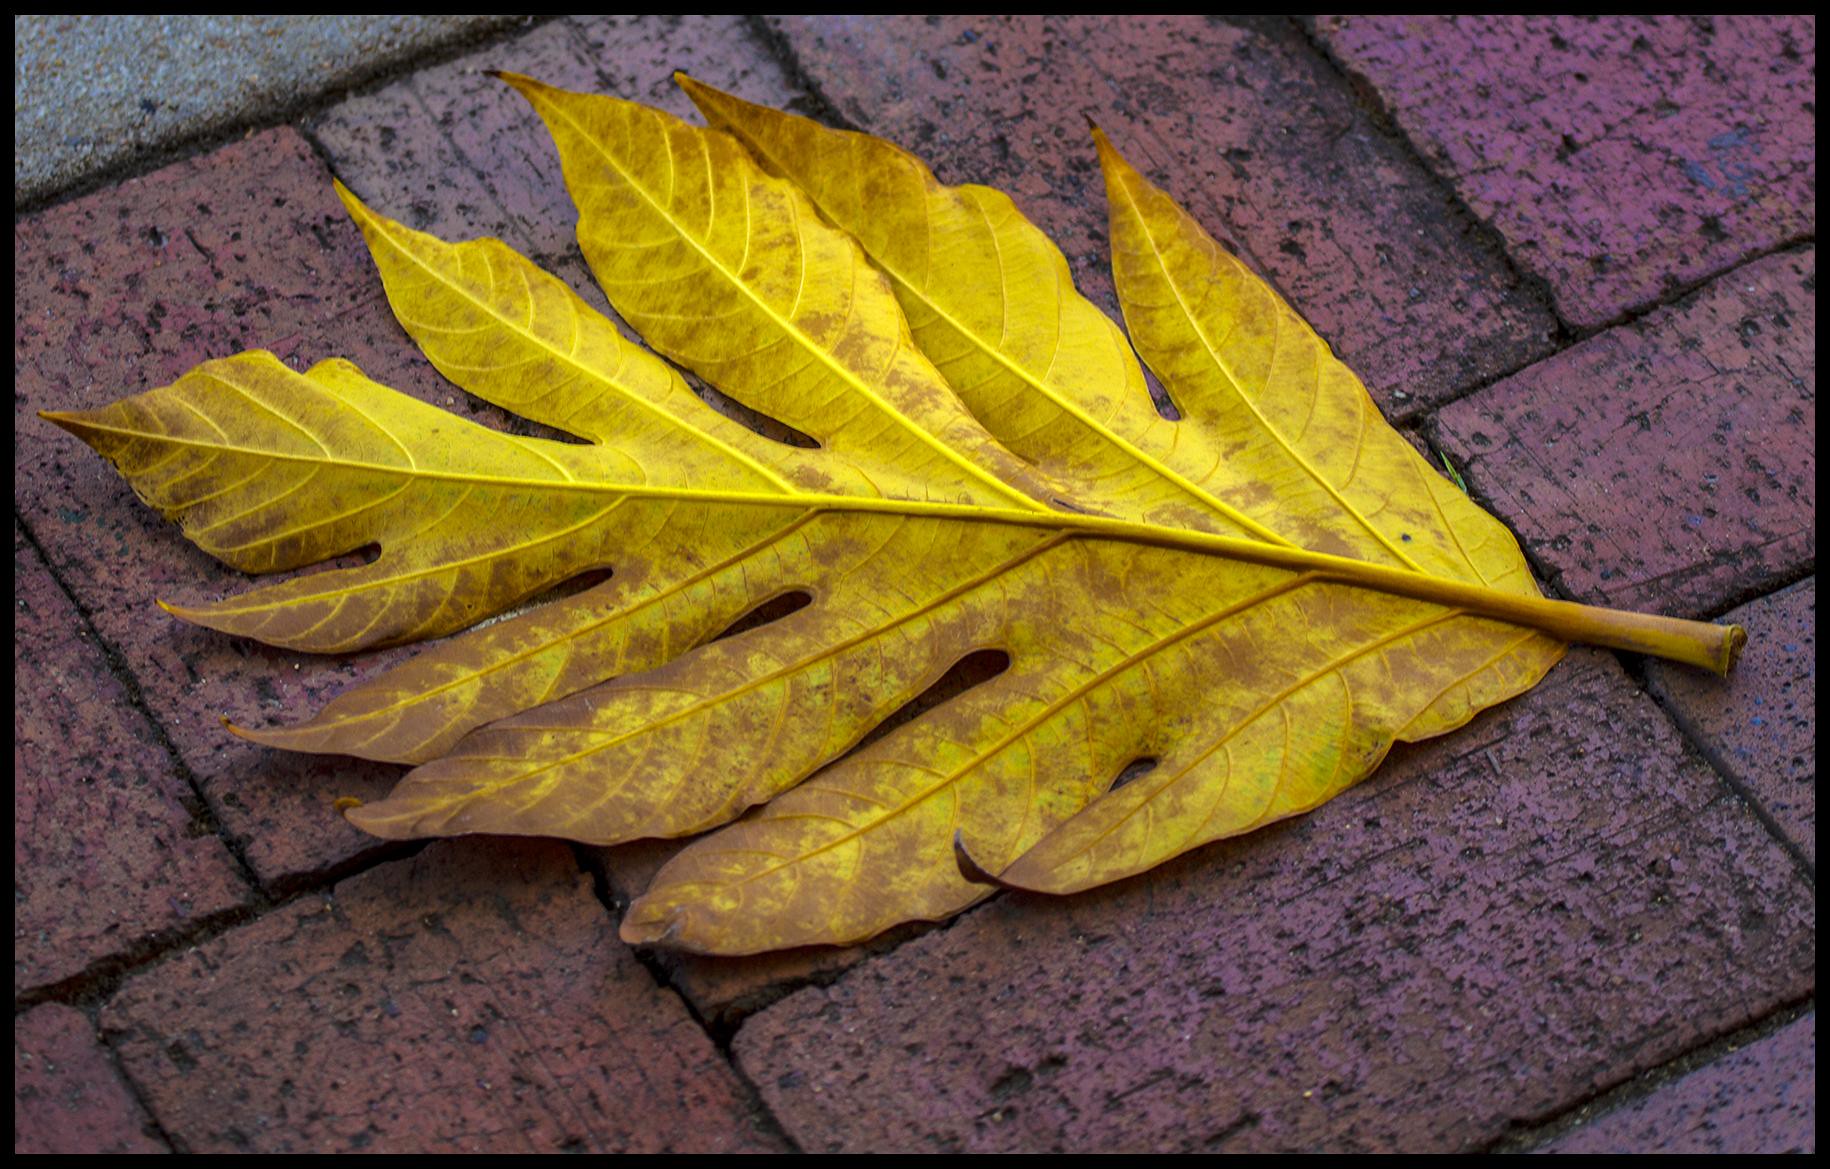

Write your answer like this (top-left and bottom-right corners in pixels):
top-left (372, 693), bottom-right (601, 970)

top-left (15, 15), bottom-right (531, 203)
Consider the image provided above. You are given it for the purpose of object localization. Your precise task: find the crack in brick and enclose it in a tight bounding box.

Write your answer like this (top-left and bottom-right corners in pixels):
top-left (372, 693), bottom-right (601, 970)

top-left (1289, 14), bottom-right (1574, 348)
top-left (1484, 996), bottom-right (1816, 1152)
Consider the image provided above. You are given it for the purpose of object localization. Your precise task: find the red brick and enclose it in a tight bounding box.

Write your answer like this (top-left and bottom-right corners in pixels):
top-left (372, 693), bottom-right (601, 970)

top-left (1314, 16), bottom-right (1816, 329)
top-left (731, 653), bottom-right (1813, 1152)
top-left (1435, 248), bottom-right (1814, 617)
top-left (18, 23), bottom-right (807, 890)
top-left (657, 927), bottom-right (931, 1032)
top-left (15, 1003), bottom-right (164, 1154)
top-left (1544, 1013), bottom-right (1815, 1153)
top-left (313, 15), bottom-right (802, 262)
top-left (101, 840), bottom-right (783, 1153)
top-left (14, 526), bottom-right (247, 996)
top-left (1648, 578), bottom-right (1815, 866)
top-left (12, 123), bottom-right (621, 886)
top-left (14, 127), bottom-right (460, 887)
top-left (767, 14), bottom-right (1557, 417)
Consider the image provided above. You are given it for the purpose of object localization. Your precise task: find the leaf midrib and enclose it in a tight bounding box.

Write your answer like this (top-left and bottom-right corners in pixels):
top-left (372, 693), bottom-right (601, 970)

top-left (720, 117), bottom-right (1296, 549)
top-left (49, 411), bottom-right (1731, 670)
top-left (1109, 161), bottom-right (1437, 577)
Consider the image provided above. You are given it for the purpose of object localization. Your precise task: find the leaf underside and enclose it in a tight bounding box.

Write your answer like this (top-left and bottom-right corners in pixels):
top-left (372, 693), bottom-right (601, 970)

top-left (63, 72), bottom-right (1748, 956)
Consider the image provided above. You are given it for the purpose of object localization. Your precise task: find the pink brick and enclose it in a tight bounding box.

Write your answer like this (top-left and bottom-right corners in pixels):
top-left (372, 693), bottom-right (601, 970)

top-left (313, 16), bottom-right (801, 261)
top-left (12, 123), bottom-right (636, 887)
top-left (15, 1003), bottom-right (164, 1154)
top-left (101, 840), bottom-right (783, 1153)
top-left (15, 127), bottom-right (457, 886)
top-left (1315, 16), bottom-right (1816, 329)
top-left (14, 525), bottom-right (247, 996)
top-left (1435, 248), bottom-right (1814, 616)
top-left (767, 15), bottom-right (1557, 416)
top-left (1648, 578), bottom-right (1815, 865)
top-left (732, 653), bottom-right (1813, 1152)
top-left (18, 21), bottom-right (808, 889)
top-left (1544, 1013), bottom-right (1814, 1153)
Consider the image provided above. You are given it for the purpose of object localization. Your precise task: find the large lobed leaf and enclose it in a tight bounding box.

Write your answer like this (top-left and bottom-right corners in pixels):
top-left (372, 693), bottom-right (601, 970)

top-left (47, 75), bottom-right (1743, 954)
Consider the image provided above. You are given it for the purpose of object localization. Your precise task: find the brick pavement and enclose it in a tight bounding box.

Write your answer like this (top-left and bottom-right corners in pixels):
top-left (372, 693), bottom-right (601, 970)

top-left (1313, 16), bottom-right (1814, 331)
top-left (1543, 1012), bottom-right (1815, 1154)
top-left (13, 15), bottom-right (1815, 1153)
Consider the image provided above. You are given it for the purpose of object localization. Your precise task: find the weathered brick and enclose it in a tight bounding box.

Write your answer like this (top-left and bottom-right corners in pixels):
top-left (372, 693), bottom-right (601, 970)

top-left (731, 653), bottom-right (1814, 1152)
top-left (1648, 578), bottom-right (1815, 866)
top-left (767, 14), bottom-right (1557, 416)
top-left (15, 1003), bottom-right (165, 1154)
top-left (1543, 1013), bottom-right (1815, 1153)
top-left (101, 840), bottom-right (783, 1153)
top-left (17, 20), bottom-right (806, 890)
top-left (14, 126), bottom-right (462, 887)
top-left (313, 15), bottom-right (802, 261)
top-left (1436, 248), bottom-right (1814, 617)
top-left (14, 526), bottom-right (247, 997)
top-left (1314, 15), bottom-right (1816, 329)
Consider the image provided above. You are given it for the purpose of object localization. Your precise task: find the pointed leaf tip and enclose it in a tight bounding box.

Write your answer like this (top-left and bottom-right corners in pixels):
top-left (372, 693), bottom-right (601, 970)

top-left (330, 177), bottom-right (367, 220)
top-left (674, 71), bottom-right (734, 122)
top-left (221, 716), bottom-right (260, 743)
top-left (221, 715), bottom-right (299, 754)
top-left (618, 905), bottom-right (677, 948)
top-left (490, 70), bottom-right (545, 99)
top-left (1090, 124), bottom-right (1127, 169)
top-left (672, 70), bottom-right (707, 107)
top-left (952, 830), bottom-right (1007, 888)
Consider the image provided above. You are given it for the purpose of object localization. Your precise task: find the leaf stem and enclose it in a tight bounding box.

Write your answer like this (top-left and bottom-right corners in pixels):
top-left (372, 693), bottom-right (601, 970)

top-left (802, 499), bottom-right (1746, 675)
top-left (41, 406), bottom-right (1744, 674)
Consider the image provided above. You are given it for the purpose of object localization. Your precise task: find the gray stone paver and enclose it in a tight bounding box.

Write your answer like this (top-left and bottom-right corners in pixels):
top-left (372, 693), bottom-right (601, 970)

top-left (15, 15), bottom-right (530, 203)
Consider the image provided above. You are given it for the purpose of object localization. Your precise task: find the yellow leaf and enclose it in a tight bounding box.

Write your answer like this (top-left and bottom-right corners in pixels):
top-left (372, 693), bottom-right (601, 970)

top-left (497, 72), bottom-right (1058, 514)
top-left (47, 78), bottom-right (1743, 955)
top-left (681, 75), bottom-right (1238, 540)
